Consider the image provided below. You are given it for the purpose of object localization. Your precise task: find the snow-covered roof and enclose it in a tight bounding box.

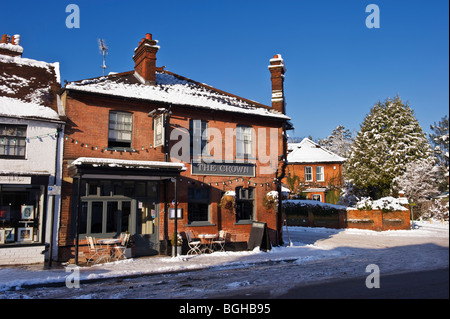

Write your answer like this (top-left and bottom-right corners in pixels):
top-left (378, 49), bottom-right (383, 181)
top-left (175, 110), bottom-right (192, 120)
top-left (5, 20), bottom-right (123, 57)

top-left (0, 53), bottom-right (61, 117)
top-left (0, 96), bottom-right (60, 121)
top-left (287, 138), bottom-right (346, 164)
top-left (65, 70), bottom-right (290, 120)
top-left (71, 157), bottom-right (186, 171)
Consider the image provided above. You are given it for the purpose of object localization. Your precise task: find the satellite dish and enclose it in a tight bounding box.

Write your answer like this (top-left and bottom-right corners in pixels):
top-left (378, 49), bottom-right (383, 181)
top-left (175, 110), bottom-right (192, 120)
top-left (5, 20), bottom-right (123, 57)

top-left (98, 38), bottom-right (108, 76)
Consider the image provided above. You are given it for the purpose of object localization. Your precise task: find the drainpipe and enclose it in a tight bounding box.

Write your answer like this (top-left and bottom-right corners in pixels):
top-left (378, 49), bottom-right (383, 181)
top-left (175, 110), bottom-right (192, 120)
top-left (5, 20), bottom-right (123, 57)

top-left (174, 178), bottom-right (178, 257)
top-left (48, 126), bottom-right (63, 267)
top-left (74, 174), bottom-right (83, 265)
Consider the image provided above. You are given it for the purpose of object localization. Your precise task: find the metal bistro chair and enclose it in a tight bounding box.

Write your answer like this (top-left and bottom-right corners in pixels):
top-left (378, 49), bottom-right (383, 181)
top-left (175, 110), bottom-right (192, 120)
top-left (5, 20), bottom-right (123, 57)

top-left (186, 230), bottom-right (202, 255)
top-left (86, 236), bottom-right (109, 265)
top-left (113, 233), bottom-right (130, 260)
top-left (212, 230), bottom-right (227, 252)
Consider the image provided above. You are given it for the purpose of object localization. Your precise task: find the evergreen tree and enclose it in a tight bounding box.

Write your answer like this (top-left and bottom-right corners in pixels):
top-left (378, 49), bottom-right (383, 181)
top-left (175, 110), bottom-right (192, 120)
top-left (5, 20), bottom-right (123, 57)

top-left (345, 96), bottom-right (433, 199)
top-left (429, 115), bottom-right (449, 191)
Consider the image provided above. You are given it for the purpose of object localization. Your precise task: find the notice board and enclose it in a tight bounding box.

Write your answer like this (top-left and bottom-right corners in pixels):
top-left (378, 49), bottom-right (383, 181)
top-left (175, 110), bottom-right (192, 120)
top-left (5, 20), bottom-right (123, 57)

top-left (247, 221), bottom-right (271, 251)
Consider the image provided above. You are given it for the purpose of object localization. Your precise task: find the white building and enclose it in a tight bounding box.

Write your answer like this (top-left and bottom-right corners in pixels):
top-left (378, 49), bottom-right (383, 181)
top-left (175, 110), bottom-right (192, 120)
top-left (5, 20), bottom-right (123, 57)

top-left (0, 34), bottom-right (65, 265)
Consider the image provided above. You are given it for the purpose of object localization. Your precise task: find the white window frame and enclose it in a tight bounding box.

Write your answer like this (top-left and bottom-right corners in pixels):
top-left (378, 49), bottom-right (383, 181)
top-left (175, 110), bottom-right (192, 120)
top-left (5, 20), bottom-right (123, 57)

top-left (304, 166), bottom-right (313, 182)
top-left (108, 111), bottom-right (133, 149)
top-left (316, 166), bottom-right (324, 182)
top-left (236, 125), bottom-right (253, 160)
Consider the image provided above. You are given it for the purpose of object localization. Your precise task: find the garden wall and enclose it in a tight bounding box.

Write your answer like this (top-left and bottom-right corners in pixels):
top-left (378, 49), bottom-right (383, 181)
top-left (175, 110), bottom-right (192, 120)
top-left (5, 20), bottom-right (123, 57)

top-left (283, 200), bottom-right (411, 231)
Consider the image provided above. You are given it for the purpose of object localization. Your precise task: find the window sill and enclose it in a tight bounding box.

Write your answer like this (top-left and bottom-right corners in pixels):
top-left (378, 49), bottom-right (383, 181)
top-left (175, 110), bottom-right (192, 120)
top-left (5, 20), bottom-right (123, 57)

top-left (185, 222), bottom-right (216, 227)
top-left (234, 220), bottom-right (253, 225)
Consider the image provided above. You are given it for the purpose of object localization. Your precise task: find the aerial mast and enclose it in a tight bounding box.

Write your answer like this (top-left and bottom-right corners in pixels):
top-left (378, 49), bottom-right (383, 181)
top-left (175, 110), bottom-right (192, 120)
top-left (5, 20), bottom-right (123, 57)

top-left (98, 38), bottom-right (108, 76)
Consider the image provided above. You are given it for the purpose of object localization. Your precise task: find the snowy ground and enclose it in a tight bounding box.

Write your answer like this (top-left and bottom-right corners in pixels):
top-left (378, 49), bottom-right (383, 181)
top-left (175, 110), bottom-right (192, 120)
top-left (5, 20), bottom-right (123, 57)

top-left (0, 221), bottom-right (448, 299)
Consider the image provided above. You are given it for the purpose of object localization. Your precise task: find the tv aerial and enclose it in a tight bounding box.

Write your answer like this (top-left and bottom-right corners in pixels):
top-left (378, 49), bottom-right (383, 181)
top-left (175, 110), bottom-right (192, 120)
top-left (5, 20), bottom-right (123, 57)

top-left (98, 38), bottom-right (108, 76)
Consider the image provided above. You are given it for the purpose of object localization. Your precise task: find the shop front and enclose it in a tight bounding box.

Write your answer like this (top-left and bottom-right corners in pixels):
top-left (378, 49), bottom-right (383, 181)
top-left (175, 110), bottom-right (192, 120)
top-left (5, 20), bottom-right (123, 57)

top-left (67, 157), bottom-right (185, 263)
top-left (0, 174), bottom-right (50, 265)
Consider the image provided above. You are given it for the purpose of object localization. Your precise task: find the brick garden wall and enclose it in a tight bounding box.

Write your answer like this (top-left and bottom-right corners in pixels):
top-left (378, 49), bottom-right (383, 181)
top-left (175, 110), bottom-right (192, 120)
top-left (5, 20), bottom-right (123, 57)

top-left (284, 201), bottom-right (411, 231)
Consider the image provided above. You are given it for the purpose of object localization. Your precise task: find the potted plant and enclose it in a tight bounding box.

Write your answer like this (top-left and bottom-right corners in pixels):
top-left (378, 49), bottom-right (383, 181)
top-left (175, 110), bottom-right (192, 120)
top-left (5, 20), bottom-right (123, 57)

top-left (171, 231), bottom-right (183, 256)
top-left (219, 190), bottom-right (236, 211)
top-left (263, 190), bottom-right (278, 211)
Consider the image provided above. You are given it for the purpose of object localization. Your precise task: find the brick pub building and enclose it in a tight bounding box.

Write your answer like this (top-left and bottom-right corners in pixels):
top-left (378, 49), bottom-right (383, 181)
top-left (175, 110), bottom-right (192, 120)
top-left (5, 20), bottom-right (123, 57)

top-left (57, 33), bottom-right (290, 261)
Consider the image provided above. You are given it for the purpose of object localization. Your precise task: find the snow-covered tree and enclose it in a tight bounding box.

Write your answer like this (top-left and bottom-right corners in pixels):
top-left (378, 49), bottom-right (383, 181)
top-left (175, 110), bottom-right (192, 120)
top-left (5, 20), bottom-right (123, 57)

top-left (429, 115), bottom-right (449, 191)
top-left (422, 200), bottom-right (449, 221)
top-left (392, 158), bottom-right (440, 204)
top-left (345, 96), bottom-right (433, 199)
top-left (317, 125), bottom-right (354, 157)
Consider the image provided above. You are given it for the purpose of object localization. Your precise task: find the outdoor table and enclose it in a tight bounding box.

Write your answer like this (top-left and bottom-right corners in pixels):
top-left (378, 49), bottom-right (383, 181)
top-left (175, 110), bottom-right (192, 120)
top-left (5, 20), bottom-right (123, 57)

top-left (198, 234), bottom-right (216, 254)
top-left (97, 238), bottom-right (121, 261)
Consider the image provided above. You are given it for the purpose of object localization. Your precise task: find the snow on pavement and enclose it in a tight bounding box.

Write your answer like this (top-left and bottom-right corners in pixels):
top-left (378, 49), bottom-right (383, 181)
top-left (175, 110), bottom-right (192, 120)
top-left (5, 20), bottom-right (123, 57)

top-left (0, 221), bottom-right (447, 293)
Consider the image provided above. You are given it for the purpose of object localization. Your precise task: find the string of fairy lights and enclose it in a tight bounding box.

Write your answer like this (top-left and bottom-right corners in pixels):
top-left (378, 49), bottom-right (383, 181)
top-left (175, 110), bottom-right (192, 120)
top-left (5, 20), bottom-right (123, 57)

top-left (0, 130), bottom-right (59, 144)
top-left (1, 131), bottom-right (281, 188)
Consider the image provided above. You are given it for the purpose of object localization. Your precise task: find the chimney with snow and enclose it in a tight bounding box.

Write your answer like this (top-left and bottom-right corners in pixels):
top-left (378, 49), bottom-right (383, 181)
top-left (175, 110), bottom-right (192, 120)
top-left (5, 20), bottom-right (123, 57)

top-left (268, 54), bottom-right (286, 114)
top-left (0, 34), bottom-right (23, 57)
top-left (133, 33), bottom-right (160, 85)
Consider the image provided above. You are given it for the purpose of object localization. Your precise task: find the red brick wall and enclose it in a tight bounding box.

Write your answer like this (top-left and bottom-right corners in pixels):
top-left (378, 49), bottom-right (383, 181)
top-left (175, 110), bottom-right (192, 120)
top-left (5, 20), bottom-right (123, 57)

top-left (345, 209), bottom-right (410, 231)
top-left (58, 92), bottom-right (284, 259)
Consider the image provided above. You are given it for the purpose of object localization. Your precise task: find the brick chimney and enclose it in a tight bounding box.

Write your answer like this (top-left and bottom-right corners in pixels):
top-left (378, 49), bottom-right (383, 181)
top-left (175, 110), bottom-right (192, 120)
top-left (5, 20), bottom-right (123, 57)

top-left (0, 34), bottom-right (23, 57)
top-left (268, 54), bottom-right (286, 114)
top-left (133, 33), bottom-right (160, 85)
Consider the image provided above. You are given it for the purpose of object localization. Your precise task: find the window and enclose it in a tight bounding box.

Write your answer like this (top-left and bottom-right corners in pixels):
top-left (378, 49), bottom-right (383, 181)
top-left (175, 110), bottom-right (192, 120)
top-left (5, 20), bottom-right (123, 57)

top-left (190, 119), bottom-right (208, 158)
top-left (235, 187), bottom-right (254, 222)
top-left (305, 166), bottom-right (313, 182)
top-left (78, 180), bottom-right (158, 236)
top-left (108, 111), bottom-right (133, 149)
top-left (316, 166), bottom-right (324, 181)
top-left (188, 187), bottom-right (210, 223)
top-left (80, 200), bottom-right (131, 235)
top-left (236, 126), bottom-right (253, 160)
top-left (0, 124), bottom-right (27, 159)
top-left (312, 194), bottom-right (321, 201)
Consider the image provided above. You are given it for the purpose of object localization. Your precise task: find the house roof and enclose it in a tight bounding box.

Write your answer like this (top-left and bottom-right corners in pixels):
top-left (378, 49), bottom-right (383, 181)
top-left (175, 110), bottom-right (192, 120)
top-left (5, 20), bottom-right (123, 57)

top-left (0, 54), bottom-right (61, 115)
top-left (287, 138), bottom-right (346, 164)
top-left (65, 70), bottom-right (290, 120)
top-left (0, 96), bottom-right (60, 121)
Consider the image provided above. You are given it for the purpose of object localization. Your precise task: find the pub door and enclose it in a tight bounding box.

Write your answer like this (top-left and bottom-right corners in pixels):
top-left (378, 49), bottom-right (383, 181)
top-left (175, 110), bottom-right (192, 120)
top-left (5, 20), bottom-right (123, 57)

top-left (134, 201), bottom-right (159, 257)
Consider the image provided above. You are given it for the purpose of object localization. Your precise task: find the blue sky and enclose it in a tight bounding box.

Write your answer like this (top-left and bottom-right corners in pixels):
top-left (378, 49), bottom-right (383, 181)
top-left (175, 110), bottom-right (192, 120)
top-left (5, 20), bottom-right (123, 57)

top-left (1, 0), bottom-right (448, 140)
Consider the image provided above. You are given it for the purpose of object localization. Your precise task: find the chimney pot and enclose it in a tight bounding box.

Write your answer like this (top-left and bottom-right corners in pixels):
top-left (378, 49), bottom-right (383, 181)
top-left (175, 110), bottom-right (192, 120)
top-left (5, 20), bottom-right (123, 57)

top-left (145, 33), bottom-right (152, 40)
top-left (0, 34), bottom-right (7, 44)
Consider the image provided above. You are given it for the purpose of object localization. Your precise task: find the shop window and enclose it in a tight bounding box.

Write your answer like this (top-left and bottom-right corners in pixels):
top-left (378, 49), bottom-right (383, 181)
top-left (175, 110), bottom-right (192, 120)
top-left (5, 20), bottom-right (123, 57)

top-left (235, 186), bottom-right (254, 222)
top-left (108, 111), bottom-right (133, 149)
top-left (80, 200), bottom-right (132, 235)
top-left (188, 186), bottom-right (210, 223)
top-left (305, 166), bottom-right (313, 182)
top-left (0, 124), bottom-right (27, 159)
top-left (0, 187), bottom-right (42, 245)
top-left (78, 180), bottom-right (158, 236)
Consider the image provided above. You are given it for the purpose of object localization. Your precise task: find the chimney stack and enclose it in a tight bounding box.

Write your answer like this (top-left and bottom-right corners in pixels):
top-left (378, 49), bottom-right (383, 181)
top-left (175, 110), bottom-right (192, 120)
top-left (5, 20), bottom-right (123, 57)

top-left (133, 33), bottom-right (160, 85)
top-left (0, 34), bottom-right (23, 57)
top-left (268, 54), bottom-right (286, 114)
